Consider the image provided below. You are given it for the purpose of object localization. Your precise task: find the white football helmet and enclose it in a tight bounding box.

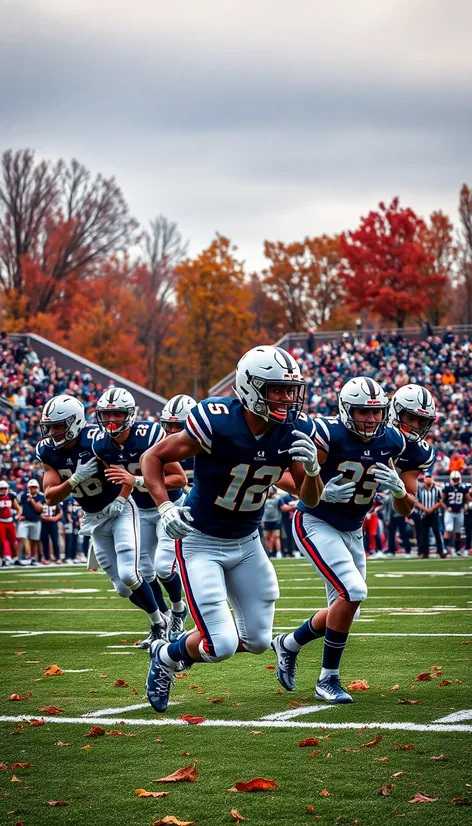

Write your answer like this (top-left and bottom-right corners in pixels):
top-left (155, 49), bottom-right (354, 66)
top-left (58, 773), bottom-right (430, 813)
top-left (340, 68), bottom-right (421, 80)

top-left (160, 394), bottom-right (196, 433)
top-left (389, 384), bottom-right (436, 442)
top-left (338, 377), bottom-right (389, 439)
top-left (450, 470), bottom-right (462, 485)
top-left (40, 395), bottom-right (86, 447)
top-left (96, 388), bottom-right (137, 435)
top-left (235, 345), bottom-right (305, 423)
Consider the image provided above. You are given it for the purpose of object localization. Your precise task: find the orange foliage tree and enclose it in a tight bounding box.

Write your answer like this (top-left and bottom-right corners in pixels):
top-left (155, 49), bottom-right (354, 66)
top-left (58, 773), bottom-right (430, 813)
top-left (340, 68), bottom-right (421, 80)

top-left (457, 184), bottom-right (472, 324)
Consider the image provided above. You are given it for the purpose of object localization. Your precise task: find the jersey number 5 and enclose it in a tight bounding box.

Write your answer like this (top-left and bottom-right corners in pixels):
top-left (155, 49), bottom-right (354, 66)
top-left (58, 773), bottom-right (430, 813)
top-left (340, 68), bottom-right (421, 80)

top-left (215, 464), bottom-right (281, 512)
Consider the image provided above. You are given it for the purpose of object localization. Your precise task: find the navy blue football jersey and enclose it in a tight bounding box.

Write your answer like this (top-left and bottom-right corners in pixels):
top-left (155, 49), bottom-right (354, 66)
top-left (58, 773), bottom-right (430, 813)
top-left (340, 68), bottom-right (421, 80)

top-left (395, 438), bottom-right (435, 474)
top-left (184, 397), bottom-right (316, 538)
top-left (298, 415), bottom-right (405, 531)
top-left (92, 421), bottom-right (164, 510)
top-left (442, 483), bottom-right (468, 513)
top-left (169, 456), bottom-right (194, 503)
top-left (35, 426), bottom-right (120, 513)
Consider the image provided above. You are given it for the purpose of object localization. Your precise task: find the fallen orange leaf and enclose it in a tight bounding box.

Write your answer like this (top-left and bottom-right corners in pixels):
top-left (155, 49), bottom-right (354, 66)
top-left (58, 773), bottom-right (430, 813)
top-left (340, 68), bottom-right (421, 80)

top-left (99, 674), bottom-right (108, 678)
top-left (40, 706), bottom-right (64, 714)
top-left (249, 731), bottom-right (262, 736)
top-left (306, 804), bottom-right (315, 813)
top-left (29, 718), bottom-right (44, 726)
top-left (188, 684), bottom-right (199, 689)
top-left (179, 714), bottom-right (205, 725)
top-left (44, 665), bottom-right (63, 677)
top-left (135, 789), bottom-right (170, 798)
top-left (376, 757), bottom-right (389, 763)
top-left (11, 775), bottom-right (20, 782)
top-left (361, 733), bottom-right (382, 748)
top-left (455, 679), bottom-right (462, 685)
top-left (289, 700), bottom-right (304, 708)
top-left (154, 738), bottom-right (163, 743)
top-left (341, 748), bottom-right (359, 753)
top-left (378, 784), bottom-right (396, 797)
top-left (0, 763), bottom-right (7, 770)
top-left (154, 763), bottom-right (199, 783)
top-left (228, 778), bottom-right (279, 792)
top-left (299, 738), bottom-right (319, 747)
top-left (395, 744), bottom-right (415, 750)
top-left (175, 674), bottom-right (187, 680)
top-left (80, 745), bottom-right (91, 750)
top-left (105, 730), bottom-right (136, 737)
top-left (11, 763), bottom-right (31, 769)
top-left (84, 726), bottom-right (105, 737)
top-left (438, 680), bottom-right (452, 686)
top-left (9, 694), bottom-right (26, 701)
top-left (230, 809), bottom-right (246, 821)
top-left (207, 697), bottom-right (224, 704)
top-left (265, 665), bottom-right (276, 670)
top-left (45, 801), bottom-right (68, 806)
top-left (389, 684), bottom-right (400, 691)
top-left (310, 750), bottom-right (320, 757)
top-left (151, 818), bottom-right (196, 826)
top-left (114, 679), bottom-right (128, 688)
top-left (408, 793), bottom-right (437, 803)
top-left (452, 798), bottom-right (471, 805)
top-left (346, 679), bottom-right (369, 690)
top-left (416, 672), bottom-right (432, 681)
top-left (398, 699), bottom-right (422, 705)
top-left (319, 788), bottom-right (332, 797)
top-left (431, 665), bottom-right (441, 671)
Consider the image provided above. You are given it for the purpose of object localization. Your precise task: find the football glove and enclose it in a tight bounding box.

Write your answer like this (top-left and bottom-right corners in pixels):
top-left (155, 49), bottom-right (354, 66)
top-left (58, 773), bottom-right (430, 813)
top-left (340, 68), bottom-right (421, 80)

top-left (102, 496), bottom-right (128, 517)
top-left (158, 501), bottom-right (194, 539)
top-left (69, 457), bottom-right (98, 489)
top-left (372, 459), bottom-right (406, 498)
top-left (288, 430), bottom-right (320, 477)
top-left (320, 473), bottom-right (356, 503)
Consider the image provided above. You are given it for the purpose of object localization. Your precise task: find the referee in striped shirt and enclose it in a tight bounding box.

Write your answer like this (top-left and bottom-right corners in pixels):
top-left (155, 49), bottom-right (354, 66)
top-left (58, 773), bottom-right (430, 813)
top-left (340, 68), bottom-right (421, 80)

top-left (416, 474), bottom-right (445, 558)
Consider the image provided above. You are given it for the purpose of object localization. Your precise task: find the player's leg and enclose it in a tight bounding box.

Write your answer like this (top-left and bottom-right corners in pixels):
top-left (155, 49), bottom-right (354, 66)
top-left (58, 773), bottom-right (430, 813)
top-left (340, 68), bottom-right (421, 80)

top-left (138, 509), bottom-right (170, 619)
top-left (50, 522), bottom-right (61, 564)
top-left (454, 514), bottom-right (464, 556)
top-left (225, 532), bottom-right (279, 655)
top-left (155, 516), bottom-right (187, 641)
top-left (443, 511), bottom-right (453, 555)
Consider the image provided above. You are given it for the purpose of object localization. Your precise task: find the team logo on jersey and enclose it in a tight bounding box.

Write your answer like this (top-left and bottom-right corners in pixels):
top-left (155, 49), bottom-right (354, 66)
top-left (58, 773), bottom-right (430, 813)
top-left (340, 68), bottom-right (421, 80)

top-left (363, 449), bottom-right (371, 457)
top-left (66, 458), bottom-right (73, 465)
top-left (255, 450), bottom-right (266, 461)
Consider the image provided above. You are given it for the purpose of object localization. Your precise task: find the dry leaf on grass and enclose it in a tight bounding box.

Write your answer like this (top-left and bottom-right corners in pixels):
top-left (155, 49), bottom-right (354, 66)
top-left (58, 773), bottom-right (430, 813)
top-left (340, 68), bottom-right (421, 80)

top-left (55, 742), bottom-right (71, 747)
top-left (431, 665), bottom-right (441, 671)
top-left (99, 674), bottom-right (108, 678)
top-left (11, 775), bottom-right (20, 782)
top-left (452, 798), bottom-right (471, 805)
top-left (228, 778), bottom-right (279, 792)
top-left (249, 731), bottom-right (262, 736)
top-left (455, 679), bottom-right (462, 685)
top-left (40, 706), bottom-right (63, 714)
top-left (398, 699), bottom-right (422, 705)
top-left (230, 809), bottom-right (246, 821)
top-left (11, 763), bottom-right (31, 769)
top-left (346, 679), bottom-right (369, 690)
top-left (299, 738), bottom-right (319, 747)
top-left (416, 672), bottom-right (432, 681)
top-left (361, 733), bottom-right (382, 748)
top-left (175, 674), bottom-right (188, 680)
top-left (179, 714), bottom-right (206, 725)
top-left (106, 730), bottom-right (136, 737)
top-left (80, 745), bottom-right (91, 750)
top-left (376, 757), bottom-right (389, 763)
top-left (408, 793), bottom-right (437, 803)
top-left (28, 718), bottom-right (44, 726)
top-left (389, 684), bottom-right (400, 691)
top-left (84, 726), bottom-right (105, 737)
top-left (9, 694), bottom-right (26, 701)
top-left (394, 744), bottom-right (414, 750)
top-left (154, 764), bottom-right (199, 783)
top-left (319, 788), bottom-right (332, 797)
top-left (341, 748), bottom-right (359, 753)
top-left (438, 680), bottom-right (452, 686)
top-left (0, 763), bottom-right (7, 770)
top-left (289, 700), bottom-right (304, 708)
top-left (207, 697), bottom-right (225, 704)
top-left (378, 784), bottom-right (396, 797)
top-left (310, 751), bottom-right (320, 757)
top-left (154, 738), bottom-right (163, 743)
top-left (114, 679), bottom-right (128, 688)
top-left (45, 801), bottom-right (68, 807)
top-left (135, 789), bottom-right (170, 798)
top-left (265, 665), bottom-right (276, 670)
top-left (392, 772), bottom-right (405, 778)
top-left (429, 754), bottom-right (445, 761)
top-left (152, 818), bottom-right (196, 826)
top-left (44, 665), bottom-right (63, 677)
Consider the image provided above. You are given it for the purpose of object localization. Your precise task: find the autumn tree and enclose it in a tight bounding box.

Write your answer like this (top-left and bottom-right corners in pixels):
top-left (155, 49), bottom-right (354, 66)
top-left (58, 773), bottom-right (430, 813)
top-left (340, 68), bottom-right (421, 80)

top-left (261, 235), bottom-right (343, 332)
top-left (0, 149), bottom-right (137, 321)
top-left (164, 236), bottom-right (255, 397)
top-left (248, 273), bottom-right (287, 341)
top-left (420, 211), bottom-right (457, 326)
top-left (341, 198), bottom-right (448, 328)
top-left (133, 216), bottom-right (188, 393)
top-left (457, 184), bottom-right (472, 324)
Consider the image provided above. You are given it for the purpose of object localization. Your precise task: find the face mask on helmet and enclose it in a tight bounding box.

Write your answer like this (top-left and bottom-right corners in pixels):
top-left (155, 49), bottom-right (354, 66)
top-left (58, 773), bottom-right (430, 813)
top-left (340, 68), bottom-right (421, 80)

top-left (235, 346), bottom-right (305, 424)
top-left (450, 472), bottom-right (461, 486)
top-left (249, 378), bottom-right (306, 423)
top-left (338, 378), bottom-right (389, 440)
top-left (96, 389), bottom-right (137, 436)
top-left (40, 396), bottom-right (86, 447)
top-left (390, 387), bottom-right (436, 442)
top-left (347, 405), bottom-right (388, 439)
top-left (160, 395), bottom-right (196, 434)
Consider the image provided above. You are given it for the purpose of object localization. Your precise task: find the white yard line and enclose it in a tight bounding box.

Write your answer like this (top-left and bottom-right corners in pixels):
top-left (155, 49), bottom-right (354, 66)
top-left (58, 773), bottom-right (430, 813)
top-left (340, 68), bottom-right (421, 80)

top-left (0, 630), bottom-right (471, 638)
top-left (262, 705), bottom-right (331, 721)
top-left (433, 710), bottom-right (472, 723)
top-left (0, 714), bottom-right (470, 733)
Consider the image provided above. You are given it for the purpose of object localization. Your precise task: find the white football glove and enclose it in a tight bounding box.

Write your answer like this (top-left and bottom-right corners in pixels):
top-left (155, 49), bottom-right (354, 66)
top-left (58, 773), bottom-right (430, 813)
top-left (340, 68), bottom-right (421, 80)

top-left (69, 457), bottom-right (99, 489)
top-left (102, 496), bottom-right (128, 517)
top-left (288, 430), bottom-right (320, 477)
top-left (158, 501), bottom-right (194, 539)
top-left (320, 473), bottom-right (356, 503)
top-left (372, 459), bottom-right (406, 498)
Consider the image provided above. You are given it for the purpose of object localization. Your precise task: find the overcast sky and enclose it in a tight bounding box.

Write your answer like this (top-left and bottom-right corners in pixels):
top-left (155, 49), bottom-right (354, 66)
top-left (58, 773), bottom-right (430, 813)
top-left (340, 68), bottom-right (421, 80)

top-left (1, 0), bottom-right (471, 270)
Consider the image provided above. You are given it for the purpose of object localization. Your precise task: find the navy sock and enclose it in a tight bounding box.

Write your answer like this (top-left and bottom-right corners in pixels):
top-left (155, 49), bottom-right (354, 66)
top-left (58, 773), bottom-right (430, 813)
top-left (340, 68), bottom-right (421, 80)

top-left (322, 627), bottom-right (349, 671)
top-left (148, 577), bottom-right (169, 614)
top-left (167, 633), bottom-right (194, 667)
top-left (128, 591), bottom-right (146, 610)
top-left (293, 618), bottom-right (325, 647)
top-left (159, 572), bottom-right (182, 604)
top-left (131, 580), bottom-right (158, 614)
top-left (455, 537), bottom-right (462, 553)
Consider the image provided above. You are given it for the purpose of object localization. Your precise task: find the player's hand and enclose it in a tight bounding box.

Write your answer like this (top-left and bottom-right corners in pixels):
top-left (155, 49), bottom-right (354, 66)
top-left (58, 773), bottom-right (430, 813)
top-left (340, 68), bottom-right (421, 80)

top-left (104, 465), bottom-right (135, 487)
top-left (373, 459), bottom-right (406, 499)
top-left (289, 430), bottom-right (320, 477)
top-left (103, 496), bottom-right (128, 518)
top-left (69, 457), bottom-right (98, 489)
top-left (158, 501), bottom-right (194, 539)
top-left (320, 473), bottom-right (356, 503)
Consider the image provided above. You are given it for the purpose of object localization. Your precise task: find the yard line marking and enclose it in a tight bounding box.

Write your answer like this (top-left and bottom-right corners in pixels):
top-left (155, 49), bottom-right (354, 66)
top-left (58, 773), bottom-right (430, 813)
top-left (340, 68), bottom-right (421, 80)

top-left (62, 669), bottom-right (93, 673)
top-left (1, 589), bottom-right (100, 595)
top-left (1, 630), bottom-right (471, 638)
top-left (278, 585), bottom-right (472, 590)
top-left (374, 571), bottom-right (472, 577)
top-left (433, 710), bottom-right (472, 723)
top-left (262, 705), bottom-right (331, 720)
top-left (83, 702), bottom-right (178, 717)
top-left (0, 715), bottom-right (470, 733)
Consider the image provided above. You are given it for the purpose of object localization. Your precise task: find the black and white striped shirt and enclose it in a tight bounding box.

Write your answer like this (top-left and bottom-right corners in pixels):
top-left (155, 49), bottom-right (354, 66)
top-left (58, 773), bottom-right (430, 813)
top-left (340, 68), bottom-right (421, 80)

top-left (417, 484), bottom-right (442, 511)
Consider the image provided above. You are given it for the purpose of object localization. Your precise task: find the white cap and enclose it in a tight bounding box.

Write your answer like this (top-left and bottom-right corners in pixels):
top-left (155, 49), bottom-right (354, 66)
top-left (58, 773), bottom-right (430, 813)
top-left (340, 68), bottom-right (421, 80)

top-left (27, 478), bottom-right (40, 488)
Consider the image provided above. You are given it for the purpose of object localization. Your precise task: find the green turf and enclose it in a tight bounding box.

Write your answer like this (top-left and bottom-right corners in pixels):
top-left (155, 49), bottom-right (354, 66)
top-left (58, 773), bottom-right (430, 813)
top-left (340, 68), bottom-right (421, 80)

top-left (0, 557), bottom-right (471, 826)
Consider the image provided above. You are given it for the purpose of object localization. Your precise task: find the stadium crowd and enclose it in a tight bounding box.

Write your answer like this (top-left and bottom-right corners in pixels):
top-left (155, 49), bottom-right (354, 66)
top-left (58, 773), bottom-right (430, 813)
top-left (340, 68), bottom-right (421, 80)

top-left (1, 328), bottom-right (471, 563)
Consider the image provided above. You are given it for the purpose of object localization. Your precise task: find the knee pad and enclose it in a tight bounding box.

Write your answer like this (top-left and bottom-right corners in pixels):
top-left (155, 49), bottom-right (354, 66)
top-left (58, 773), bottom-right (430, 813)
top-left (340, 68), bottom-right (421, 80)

top-left (139, 557), bottom-right (156, 582)
top-left (124, 574), bottom-right (142, 590)
top-left (347, 582), bottom-right (368, 603)
top-left (241, 633), bottom-right (271, 655)
top-left (198, 636), bottom-right (238, 663)
top-left (111, 578), bottom-right (132, 599)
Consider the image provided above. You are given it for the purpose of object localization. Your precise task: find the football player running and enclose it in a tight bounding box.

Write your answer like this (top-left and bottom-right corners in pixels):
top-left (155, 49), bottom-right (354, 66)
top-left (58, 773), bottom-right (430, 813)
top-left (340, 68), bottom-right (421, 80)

top-left (141, 345), bottom-right (323, 712)
top-left (93, 388), bottom-right (188, 647)
top-left (36, 394), bottom-right (164, 636)
top-left (272, 377), bottom-right (418, 704)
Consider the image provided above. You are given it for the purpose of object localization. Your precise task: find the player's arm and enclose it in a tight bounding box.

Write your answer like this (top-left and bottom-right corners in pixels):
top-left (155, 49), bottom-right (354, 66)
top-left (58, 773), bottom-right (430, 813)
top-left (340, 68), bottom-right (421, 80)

top-left (52, 504), bottom-right (63, 522)
top-left (141, 430), bottom-right (203, 508)
top-left (392, 469), bottom-right (418, 516)
top-left (278, 447), bottom-right (327, 498)
top-left (12, 498), bottom-right (21, 517)
top-left (105, 461), bottom-right (187, 492)
top-left (42, 463), bottom-right (78, 506)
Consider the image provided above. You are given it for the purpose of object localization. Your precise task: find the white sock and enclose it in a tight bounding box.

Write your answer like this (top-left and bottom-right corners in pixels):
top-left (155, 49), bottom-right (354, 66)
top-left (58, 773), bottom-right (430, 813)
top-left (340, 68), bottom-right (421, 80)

top-left (159, 644), bottom-right (180, 669)
top-left (283, 633), bottom-right (301, 652)
top-left (171, 600), bottom-right (185, 613)
top-left (320, 667), bottom-right (339, 681)
top-left (148, 610), bottom-right (162, 626)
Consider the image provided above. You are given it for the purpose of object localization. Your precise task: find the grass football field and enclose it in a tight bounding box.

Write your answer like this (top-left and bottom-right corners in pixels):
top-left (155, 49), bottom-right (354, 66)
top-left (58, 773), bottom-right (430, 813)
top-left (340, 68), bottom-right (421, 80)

top-left (0, 556), bottom-right (471, 826)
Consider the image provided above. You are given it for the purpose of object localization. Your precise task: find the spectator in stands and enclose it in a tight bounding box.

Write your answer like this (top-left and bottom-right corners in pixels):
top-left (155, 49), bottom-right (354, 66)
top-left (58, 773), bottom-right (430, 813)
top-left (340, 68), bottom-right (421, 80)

top-left (262, 486), bottom-right (283, 559)
top-left (40, 502), bottom-right (63, 565)
top-left (279, 493), bottom-right (298, 557)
